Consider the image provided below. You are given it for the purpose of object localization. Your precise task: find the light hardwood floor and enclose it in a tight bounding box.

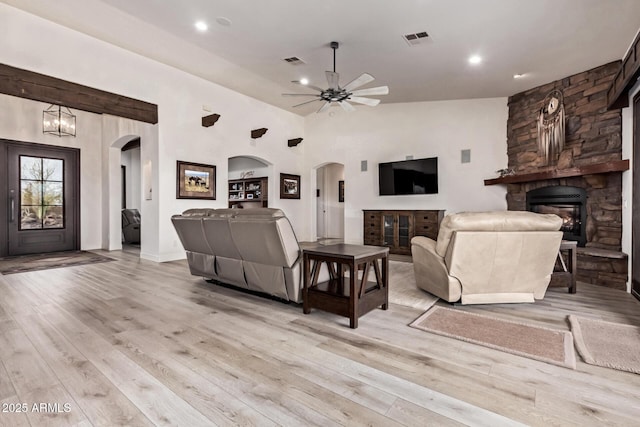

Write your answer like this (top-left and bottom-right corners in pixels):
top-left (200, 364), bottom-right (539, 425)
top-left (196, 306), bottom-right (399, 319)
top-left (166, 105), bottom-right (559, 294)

top-left (1, 250), bottom-right (639, 426)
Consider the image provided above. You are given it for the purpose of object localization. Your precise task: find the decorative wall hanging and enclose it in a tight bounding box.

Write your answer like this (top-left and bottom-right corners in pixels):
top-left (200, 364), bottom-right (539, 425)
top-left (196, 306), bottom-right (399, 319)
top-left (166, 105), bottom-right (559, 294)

top-left (176, 161), bottom-right (216, 199)
top-left (202, 113), bottom-right (221, 127)
top-left (537, 89), bottom-right (565, 164)
top-left (251, 128), bottom-right (268, 139)
top-left (280, 173), bottom-right (300, 199)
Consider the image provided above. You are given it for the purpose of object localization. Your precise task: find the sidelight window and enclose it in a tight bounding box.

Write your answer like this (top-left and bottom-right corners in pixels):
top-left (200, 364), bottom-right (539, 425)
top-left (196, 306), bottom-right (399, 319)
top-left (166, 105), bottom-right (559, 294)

top-left (19, 156), bottom-right (64, 230)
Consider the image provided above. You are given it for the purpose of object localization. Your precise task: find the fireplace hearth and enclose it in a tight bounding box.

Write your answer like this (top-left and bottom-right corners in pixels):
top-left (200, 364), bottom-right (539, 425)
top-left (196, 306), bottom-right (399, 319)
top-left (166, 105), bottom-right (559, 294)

top-left (526, 186), bottom-right (587, 247)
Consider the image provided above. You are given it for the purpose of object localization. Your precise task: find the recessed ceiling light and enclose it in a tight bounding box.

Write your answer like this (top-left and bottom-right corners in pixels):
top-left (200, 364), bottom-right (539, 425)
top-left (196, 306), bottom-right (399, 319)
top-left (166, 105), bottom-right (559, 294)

top-left (299, 78), bottom-right (309, 85)
top-left (195, 21), bottom-right (208, 32)
top-left (468, 55), bottom-right (482, 65)
top-left (216, 16), bottom-right (232, 27)
top-left (513, 73), bottom-right (525, 79)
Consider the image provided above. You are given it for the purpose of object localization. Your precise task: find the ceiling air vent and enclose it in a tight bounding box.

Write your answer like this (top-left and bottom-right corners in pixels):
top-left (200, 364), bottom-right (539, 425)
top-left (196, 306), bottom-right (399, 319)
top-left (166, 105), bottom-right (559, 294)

top-left (403, 31), bottom-right (429, 46)
top-left (283, 56), bottom-right (306, 65)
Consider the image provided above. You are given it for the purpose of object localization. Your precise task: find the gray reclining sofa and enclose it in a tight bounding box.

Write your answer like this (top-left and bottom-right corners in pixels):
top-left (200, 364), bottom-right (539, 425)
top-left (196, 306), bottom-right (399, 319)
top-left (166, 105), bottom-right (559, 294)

top-left (172, 208), bottom-right (316, 302)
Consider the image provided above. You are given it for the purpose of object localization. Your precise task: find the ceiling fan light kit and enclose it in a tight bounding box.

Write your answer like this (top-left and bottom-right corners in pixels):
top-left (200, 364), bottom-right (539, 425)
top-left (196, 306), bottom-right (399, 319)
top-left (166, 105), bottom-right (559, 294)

top-left (283, 41), bottom-right (389, 113)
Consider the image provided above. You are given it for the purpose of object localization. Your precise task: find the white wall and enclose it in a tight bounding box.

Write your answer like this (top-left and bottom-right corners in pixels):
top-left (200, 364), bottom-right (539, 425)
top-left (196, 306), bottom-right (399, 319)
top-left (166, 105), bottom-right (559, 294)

top-left (228, 157), bottom-right (269, 180)
top-left (1, 3), bottom-right (307, 261)
top-left (621, 79), bottom-right (639, 292)
top-left (304, 99), bottom-right (509, 244)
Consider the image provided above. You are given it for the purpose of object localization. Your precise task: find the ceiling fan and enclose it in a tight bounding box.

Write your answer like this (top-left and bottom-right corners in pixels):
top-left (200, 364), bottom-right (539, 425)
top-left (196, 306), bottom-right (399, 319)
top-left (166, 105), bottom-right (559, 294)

top-left (283, 41), bottom-right (389, 113)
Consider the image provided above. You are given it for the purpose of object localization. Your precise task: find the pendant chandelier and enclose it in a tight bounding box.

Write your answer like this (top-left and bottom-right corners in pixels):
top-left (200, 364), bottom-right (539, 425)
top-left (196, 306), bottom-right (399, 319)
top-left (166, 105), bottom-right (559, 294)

top-left (43, 104), bottom-right (76, 137)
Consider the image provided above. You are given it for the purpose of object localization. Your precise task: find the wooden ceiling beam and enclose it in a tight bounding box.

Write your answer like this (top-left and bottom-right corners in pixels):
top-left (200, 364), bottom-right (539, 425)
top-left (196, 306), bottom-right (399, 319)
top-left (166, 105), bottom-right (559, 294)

top-left (0, 63), bottom-right (158, 124)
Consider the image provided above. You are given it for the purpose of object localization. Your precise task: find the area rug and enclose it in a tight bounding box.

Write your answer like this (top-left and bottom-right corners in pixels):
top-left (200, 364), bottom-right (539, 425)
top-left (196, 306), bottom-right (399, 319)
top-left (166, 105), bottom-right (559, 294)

top-left (386, 260), bottom-right (439, 310)
top-left (410, 306), bottom-right (576, 369)
top-left (0, 251), bottom-right (114, 275)
top-left (569, 315), bottom-right (640, 374)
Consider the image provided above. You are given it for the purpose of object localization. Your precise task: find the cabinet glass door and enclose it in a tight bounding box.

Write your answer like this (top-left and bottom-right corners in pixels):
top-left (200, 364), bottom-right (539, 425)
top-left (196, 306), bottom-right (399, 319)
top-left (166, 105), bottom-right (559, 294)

top-left (383, 214), bottom-right (394, 247)
top-left (398, 214), bottom-right (410, 248)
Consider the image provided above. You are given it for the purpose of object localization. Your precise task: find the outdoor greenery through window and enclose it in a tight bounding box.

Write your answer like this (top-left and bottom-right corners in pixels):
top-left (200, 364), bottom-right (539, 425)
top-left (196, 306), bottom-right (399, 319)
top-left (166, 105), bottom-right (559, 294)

top-left (20, 156), bottom-right (64, 230)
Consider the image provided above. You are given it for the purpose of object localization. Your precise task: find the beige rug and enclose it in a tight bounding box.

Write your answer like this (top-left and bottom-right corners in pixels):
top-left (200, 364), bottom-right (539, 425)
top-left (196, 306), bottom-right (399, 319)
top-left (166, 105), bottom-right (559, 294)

top-left (0, 251), bottom-right (114, 275)
top-left (569, 315), bottom-right (640, 374)
top-left (411, 307), bottom-right (576, 369)
top-left (387, 260), bottom-right (439, 310)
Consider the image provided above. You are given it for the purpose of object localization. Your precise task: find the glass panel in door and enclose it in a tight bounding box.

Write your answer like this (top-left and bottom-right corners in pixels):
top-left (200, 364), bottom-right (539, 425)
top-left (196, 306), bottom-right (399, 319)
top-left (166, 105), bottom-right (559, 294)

top-left (383, 214), bottom-right (394, 246)
top-left (398, 214), bottom-right (410, 247)
top-left (19, 156), bottom-right (64, 230)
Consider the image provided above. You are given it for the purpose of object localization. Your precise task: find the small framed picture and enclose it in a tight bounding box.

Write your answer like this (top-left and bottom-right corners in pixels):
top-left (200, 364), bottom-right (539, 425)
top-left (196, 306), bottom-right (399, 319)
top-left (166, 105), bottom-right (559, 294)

top-left (280, 173), bottom-right (300, 199)
top-left (339, 180), bottom-right (344, 203)
top-left (176, 161), bottom-right (216, 199)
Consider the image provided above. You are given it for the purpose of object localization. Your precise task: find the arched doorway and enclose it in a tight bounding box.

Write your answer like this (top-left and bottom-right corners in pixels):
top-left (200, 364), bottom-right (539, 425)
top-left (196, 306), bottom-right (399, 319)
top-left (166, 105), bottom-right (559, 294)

top-left (316, 162), bottom-right (345, 241)
top-left (120, 137), bottom-right (141, 251)
top-left (108, 134), bottom-right (140, 253)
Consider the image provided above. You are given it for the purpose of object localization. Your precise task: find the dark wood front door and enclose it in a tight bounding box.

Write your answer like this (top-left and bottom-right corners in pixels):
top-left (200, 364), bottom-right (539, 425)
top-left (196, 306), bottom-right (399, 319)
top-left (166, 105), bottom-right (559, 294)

top-left (633, 93), bottom-right (640, 300)
top-left (1, 140), bottom-right (80, 256)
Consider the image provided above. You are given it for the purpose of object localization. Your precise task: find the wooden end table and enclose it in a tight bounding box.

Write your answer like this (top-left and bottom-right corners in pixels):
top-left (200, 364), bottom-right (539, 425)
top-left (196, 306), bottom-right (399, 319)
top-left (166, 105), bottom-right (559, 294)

top-left (551, 240), bottom-right (577, 293)
top-left (303, 244), bottom-right (389, 328)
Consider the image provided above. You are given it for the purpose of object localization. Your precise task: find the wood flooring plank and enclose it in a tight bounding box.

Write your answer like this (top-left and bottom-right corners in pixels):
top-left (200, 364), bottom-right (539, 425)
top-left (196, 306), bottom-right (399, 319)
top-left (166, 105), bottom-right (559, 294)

top-left (0, 396), bottom-right (31, 427)
top-left (129, 327), bottom-right (336, 426)
top-left (534, 389), bottom-right (638, 427)
top-left (113, 330), bottom-right (279, 426)
top-left (12, 313), bottom-right (153, 427)
top-left (191, 326), bottom-right (405, 426)
top-left (192, 312), bottom-right (520, 426)
top-left (0, 362), bottom-right (17, 401)
top-left (0, 329), bottom-right (88, 426)
top-left (1, 249), bottom-right (639, 426)
top-left (38, 306), bottom-right (215, 427)
top-left (385, 398), bottom-right (467, 427)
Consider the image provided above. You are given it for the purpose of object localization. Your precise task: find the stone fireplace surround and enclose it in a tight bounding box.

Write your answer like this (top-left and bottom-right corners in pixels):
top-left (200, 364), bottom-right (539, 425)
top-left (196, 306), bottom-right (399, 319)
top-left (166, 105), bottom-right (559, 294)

top-left (502, 62), bottom-right (628, 290)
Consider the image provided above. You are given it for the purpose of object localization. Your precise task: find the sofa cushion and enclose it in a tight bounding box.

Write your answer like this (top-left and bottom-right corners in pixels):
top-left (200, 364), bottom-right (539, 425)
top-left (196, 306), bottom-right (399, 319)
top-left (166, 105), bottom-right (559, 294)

top-left (181, 208), bottom-right (216, 217)
top-left (229, 216), bottom-right (300, 267)
top-left (435, 211), bottom-right (562, 257)
top-left (171, 216), bottom-right (213, 255)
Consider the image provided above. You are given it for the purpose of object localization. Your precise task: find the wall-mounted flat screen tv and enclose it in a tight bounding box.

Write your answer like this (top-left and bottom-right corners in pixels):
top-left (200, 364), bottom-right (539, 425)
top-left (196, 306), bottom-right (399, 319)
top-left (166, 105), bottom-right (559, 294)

top-left (378, 157), bottom-right (438, 195)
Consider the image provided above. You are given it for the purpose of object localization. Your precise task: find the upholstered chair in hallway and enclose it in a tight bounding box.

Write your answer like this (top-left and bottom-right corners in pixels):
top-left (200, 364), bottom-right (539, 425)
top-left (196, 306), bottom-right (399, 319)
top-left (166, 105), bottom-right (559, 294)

top-left (411, 211), bottom-right (563, 304)
top-left (122, 208), bottom-right (141, 244)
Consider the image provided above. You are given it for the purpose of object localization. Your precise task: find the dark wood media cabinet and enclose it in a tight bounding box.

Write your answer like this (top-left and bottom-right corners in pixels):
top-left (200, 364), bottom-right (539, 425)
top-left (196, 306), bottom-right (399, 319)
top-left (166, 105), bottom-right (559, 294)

top-left (363, 210), bottom-right (445, 255)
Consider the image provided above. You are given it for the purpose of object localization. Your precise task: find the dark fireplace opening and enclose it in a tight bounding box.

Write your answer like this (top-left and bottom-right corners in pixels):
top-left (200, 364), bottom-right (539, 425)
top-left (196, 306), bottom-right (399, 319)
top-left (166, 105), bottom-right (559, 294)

top-left (526, 185), bottom-right (587, 246)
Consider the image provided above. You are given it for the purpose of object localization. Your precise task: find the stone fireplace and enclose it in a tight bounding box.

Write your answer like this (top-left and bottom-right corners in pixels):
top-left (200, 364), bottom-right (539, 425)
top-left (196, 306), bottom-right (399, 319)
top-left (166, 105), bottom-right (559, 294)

top-left (526, 186), bottom-right (587, 247)
top-left (502, 61), bottom-right (628, 290)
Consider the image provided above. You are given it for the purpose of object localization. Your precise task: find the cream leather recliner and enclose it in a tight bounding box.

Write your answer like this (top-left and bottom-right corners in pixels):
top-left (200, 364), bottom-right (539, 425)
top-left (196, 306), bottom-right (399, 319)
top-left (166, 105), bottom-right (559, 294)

top-left (411, 211), bottom-right (563, 304)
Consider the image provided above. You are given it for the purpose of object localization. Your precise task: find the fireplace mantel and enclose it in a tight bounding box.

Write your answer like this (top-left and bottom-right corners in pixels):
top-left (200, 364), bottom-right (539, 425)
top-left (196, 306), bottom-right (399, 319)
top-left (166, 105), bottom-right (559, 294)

top-left (484, 159), bottom-right (629, 186)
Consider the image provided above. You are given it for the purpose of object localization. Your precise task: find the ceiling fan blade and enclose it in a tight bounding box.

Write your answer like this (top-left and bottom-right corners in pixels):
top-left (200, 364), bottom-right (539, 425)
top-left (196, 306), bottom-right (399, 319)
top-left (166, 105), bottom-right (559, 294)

top-left (325, 71), bottom-right (340, 89)
top-left (339, 101), bottom-right (355, 112)
top-left (317, 102), bottom-right (332, 113)
top-left (343, 73), bottom-right (375, 92)
top-left (291, 81), bottom-right (325, 92)
top-left (350, 86), bottom-right (389, 96)
top-left (293, 99), bottom-right (321, 108)
top-left (282, 93), bottom-right (320, 97)
top-left (349, 96), bottom-right (380, 106)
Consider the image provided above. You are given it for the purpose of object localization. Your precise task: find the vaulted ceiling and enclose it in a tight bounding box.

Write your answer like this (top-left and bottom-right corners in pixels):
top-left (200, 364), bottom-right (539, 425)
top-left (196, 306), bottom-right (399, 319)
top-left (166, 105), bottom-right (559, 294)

top-left (5, 0), bottom-right (640, 115)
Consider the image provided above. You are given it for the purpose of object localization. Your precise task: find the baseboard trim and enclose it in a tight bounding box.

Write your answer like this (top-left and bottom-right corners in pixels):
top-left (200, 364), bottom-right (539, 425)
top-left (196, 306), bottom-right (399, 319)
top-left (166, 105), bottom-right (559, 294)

top-left (140, 251), bottom-right (186, 263)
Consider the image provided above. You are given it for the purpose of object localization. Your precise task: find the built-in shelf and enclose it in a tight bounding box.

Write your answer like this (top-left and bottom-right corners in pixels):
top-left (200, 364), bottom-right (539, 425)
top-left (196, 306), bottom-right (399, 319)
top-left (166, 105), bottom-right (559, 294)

top-left (228, 177), bottom-right (268, 208)
top-left (484, 159), bottom-right (629, 186)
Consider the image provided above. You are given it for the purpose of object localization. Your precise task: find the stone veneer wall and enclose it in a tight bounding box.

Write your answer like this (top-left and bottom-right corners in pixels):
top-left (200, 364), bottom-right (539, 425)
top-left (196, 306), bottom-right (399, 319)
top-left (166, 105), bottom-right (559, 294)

top-left (505, 62), bottom-right (627, 290)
